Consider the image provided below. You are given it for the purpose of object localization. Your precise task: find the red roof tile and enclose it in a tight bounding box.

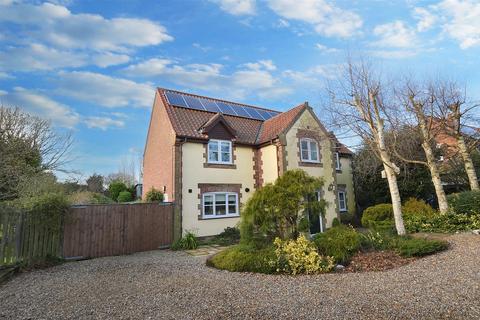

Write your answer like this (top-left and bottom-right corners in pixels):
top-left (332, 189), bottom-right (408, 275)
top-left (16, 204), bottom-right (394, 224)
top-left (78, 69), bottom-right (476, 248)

top-left (256, 103), bottom-right (306, 144)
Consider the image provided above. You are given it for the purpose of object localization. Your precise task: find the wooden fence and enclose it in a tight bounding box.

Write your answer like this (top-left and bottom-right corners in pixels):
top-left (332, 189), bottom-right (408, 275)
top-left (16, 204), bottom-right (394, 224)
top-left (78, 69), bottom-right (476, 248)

top-left (0, 202), bottom-right (174, 266)
top-left (63, 202), bottom-right (174, 259)
top-left (0, 208), bottom-right (62, 266)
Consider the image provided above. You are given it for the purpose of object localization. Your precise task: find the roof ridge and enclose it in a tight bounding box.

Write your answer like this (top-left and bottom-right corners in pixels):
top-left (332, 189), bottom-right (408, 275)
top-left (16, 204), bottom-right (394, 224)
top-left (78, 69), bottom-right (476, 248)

top-left (157, 87), bottom-right (281, 113)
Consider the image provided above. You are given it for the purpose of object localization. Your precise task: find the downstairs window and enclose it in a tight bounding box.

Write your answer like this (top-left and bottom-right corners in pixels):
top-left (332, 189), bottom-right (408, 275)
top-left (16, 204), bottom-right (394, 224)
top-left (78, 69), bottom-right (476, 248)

top-left (202, 192), bottom-right (238, 218)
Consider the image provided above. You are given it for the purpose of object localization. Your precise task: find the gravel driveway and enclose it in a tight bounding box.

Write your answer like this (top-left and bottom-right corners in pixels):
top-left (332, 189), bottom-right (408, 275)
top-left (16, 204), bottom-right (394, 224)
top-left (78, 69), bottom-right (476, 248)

top-left (1, 233), bottom-right (479, 320)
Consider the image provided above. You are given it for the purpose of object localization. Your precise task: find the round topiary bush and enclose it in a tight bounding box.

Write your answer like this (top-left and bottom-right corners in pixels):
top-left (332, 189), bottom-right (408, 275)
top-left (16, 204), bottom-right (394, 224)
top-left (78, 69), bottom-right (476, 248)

top-left (145, 187), bottom-right (164, 202)
top-left (117, 190), bottom-right (133, 203)
top-left (206, 244), bottom-right (276, 274)
top-left (402, 198), bottom-right (436, 217)
top-left (361, 203), bottom-right (393, 230)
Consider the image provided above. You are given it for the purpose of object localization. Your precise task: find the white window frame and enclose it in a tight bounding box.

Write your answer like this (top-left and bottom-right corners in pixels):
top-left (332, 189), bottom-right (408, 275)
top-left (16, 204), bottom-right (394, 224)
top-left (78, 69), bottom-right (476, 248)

top-left (202, 192), bottom-right (239, 219)
top-left (338, 191), bottom-right (347, 212)
top-left (207, 139), bottom-right (232, 164)
top-left (335, 152), bottom-right (341, 170)
top-left (300, 138), bottom-right (320, 163)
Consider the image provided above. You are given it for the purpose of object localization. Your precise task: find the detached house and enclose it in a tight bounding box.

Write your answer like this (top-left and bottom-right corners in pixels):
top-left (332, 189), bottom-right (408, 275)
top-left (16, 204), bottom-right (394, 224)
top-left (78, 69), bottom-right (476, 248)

top-left (143, 88), bottom-right (355, 237)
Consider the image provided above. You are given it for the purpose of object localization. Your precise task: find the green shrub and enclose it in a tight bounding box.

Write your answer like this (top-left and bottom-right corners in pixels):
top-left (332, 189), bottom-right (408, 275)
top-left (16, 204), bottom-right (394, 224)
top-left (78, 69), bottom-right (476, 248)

top-left (117, 191), bottom-right (133, 203)
top-left (68, 191), bottom-right (114, 205)
top-left (108, 181), bottom-right (127, 201)
top-left (339, 212), bottom-right (354, 225)
top-left (362, 203), bottom-right (393, 228)
top-left (15, 193), bottom-right (70, 233)
top-left (273, 235), bottom-right (335, 275)
top-left (402, 198), bottom-right (436, 217)
top-left (447, 191), bottom-right (480, 215)
top-left (332, 217), bottom-right (341, 227)
top-left (359, 230), bottom-right (393, 251)
top-left (206, 244), bottom-right (276, 274)
top-left (394, 237), bottom-right (448, 257)
top-left (240, 170), bottom-right (324, 246)
top-left (171, 231), bottom-right (198, 250)
top-left (313, 225), bottom-right (361, 264)
top-left (404, 212), bottom-right (480, 233)
top-left (145, 187), bottom-right (164, 202)
top-left (214, 227), bottom-right (240, 245)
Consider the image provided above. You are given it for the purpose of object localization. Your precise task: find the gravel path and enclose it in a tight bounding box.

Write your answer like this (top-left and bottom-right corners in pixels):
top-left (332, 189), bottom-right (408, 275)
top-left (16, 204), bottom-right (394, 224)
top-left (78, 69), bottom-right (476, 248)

top-left (1, 233), bottom-right (479, 320)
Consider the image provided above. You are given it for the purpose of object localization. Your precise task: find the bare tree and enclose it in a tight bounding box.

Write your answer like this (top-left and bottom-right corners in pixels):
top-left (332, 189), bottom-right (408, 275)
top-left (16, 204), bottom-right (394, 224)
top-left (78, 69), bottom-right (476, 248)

top-left (0, 106), bottom-right (74, 200)
top-left (434, 82), bottom-right (479, 191)
top-left (392, 81), bottom-right (449, 213)
top-left (0, 106), bottom-right (74, 172)
top-left (326, 61), bottom-right (406, 235)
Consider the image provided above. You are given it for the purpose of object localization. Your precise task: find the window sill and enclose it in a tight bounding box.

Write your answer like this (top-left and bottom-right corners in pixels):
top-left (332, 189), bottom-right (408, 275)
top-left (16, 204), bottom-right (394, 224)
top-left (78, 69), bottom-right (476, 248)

top-left (339, 210), bottom-right (348, 213)
top-left (204, 163), bottom-right (237, 169)
top-left (197, 214), bottom-right (240, 220)
top-left (299, 161), bottom-right (323, 167)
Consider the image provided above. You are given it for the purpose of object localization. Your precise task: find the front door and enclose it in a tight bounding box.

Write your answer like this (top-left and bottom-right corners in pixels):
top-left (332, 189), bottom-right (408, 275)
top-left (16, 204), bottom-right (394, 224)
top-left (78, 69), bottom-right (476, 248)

top-left (308, 191), bottom-right (324, 235)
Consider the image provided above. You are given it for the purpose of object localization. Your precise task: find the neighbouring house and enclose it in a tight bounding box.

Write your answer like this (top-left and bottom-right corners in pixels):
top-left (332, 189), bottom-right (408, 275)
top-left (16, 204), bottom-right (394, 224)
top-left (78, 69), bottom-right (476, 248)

top-left (143, 88), bottom-right (355, 237)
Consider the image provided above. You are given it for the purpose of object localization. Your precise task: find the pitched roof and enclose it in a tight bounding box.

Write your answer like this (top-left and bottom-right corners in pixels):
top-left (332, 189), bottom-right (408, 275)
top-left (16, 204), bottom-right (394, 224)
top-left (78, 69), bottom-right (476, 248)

top-left (330, 134), bottom-right (353, 155)
top-left (256, 103), bottom-right (306, 144)
top-left (157, 88), bottom-right (352, 152)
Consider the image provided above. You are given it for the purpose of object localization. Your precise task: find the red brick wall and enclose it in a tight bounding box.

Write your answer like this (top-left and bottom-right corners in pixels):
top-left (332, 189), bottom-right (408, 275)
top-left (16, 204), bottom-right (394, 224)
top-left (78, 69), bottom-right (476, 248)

top-left (143, 91), bottom-right (176, 201)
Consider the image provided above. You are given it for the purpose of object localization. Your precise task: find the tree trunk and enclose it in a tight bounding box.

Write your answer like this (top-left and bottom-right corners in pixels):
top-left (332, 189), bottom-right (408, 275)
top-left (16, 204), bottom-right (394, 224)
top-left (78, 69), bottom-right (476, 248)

top-left (373, 109), bottom-right (406, 235)
top-left (422, 142), bottom-right (449, 213)
top-left (457, 135), bottom-right (479, 191)
top-left (381, 157), bottom-right (406, 235)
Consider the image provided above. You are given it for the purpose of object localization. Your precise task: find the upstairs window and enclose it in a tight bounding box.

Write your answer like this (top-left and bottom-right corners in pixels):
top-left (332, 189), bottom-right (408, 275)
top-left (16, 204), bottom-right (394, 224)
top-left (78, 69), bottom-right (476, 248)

top-left (335, 152), bottom-right (341, 170)
top-left (208, 139), bottom-right (232, 164)
top-left (300, 138), bottom-right (319, 163)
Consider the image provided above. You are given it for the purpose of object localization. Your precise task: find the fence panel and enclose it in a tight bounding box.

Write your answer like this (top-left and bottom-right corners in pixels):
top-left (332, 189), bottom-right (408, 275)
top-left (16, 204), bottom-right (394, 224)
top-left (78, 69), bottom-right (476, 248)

top-left (0, 208), bottom-right (61, 267)
top-left (63, 203), bottom-right (174, 259)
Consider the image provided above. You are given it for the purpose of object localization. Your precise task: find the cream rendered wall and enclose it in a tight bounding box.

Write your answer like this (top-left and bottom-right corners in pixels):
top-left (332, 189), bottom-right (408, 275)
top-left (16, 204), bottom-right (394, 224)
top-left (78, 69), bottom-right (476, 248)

top-left (336, 157), bottom-right (356, 215)
top-left (284, 109), bottom-right (339, 227)
top-left (181, 142), bottom-right (255, 237)
top-left (260, 144), bottom-right (278, 185)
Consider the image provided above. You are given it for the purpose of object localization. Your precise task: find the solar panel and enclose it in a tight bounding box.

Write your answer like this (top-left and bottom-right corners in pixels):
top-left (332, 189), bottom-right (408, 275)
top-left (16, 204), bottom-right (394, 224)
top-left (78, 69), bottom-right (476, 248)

top-left (216, 101), bottom-right (236, 115)
top-left (201, 99), bottom-right (221, 113)
top-left (268, 111), bottom-right (280, 118)
top-left (257, 109), bottom-right (273, 120)
top-left (243, 106), bottom-right (264, 120)
top-left (165, 91), bottom-right (188, 107)
top-left (230, 105), bottom-right (250, 118)
top-left (164, 91), bottom-right (281, 121)
top-left (183, 95), bottom-right (206, 111)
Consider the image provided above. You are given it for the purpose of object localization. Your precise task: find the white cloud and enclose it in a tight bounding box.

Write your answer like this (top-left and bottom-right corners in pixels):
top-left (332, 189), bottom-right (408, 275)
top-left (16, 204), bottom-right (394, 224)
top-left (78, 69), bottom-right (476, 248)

top-left (0, 2), bottom-right (173, 51)
top-left (92, 52), bottom-right (130, 68)
top-left (315, 43), bottom-right (340, 53)
top-left (267, 0), bottom-right (363, 38)
top-left (436, 0), bottom-right (480, 49)
top-left (413, 7), bottom-right (437, 31)
top-left (56, 71), bottom-right (154, 108)
top-left (373, 21), bottom-right (418, 48)
top-left (84, 116), bottom-right (125, 130)
top-left (0, 71), bottom-right (13, 79)
top-left (411, 0), bottom-right (480, 49)
top-left (243, 60), bottom-right (277, 71)
top-left (124, 59), bottom-right (290, 100)
top-left (211, 0), bottom-right (256, 16)
top-left (0, 44), bottom-right (87, 71)
top-left (283, 63), bottom-right (341, 87)
top-left (0, 87), bottom-right (80, 128)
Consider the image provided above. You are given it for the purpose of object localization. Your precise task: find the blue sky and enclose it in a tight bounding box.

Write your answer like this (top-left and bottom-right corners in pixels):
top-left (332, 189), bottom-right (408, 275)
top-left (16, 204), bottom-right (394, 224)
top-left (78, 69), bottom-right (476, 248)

top-left (1, 0), bottom-right (479, 181)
